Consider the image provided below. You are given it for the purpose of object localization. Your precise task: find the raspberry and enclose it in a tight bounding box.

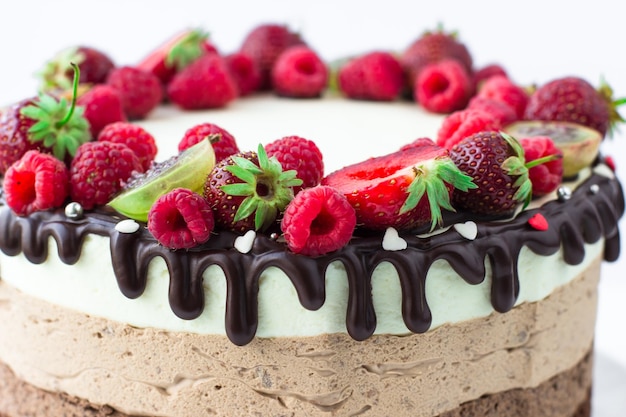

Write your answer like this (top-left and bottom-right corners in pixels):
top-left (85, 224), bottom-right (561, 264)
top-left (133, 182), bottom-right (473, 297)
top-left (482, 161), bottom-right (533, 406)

top-left (281, 185), bottom-right (356, 256)
top-left (98, 122), bottom-right (157, 172)
top-left (473, 63), bottom-right (508, 86)
top-left (70, 141), bottom-right (142, 210)
top-left (265, 135), bottom-right (324, 194)
top-left (167, 54), bottom-right (238, 110)
top-left (519, 136), bottom-right (563, 196)
top-left (3, 150), bottom-right (69, 216)
top-left (106, 66), bottom-right (163, 120)
top-left (467, 96), bottom-right (518, 126)
top-left (271, 46), bottom-right (328, 98)
top-left (178, 123), bottom-right (240, 163)
top-left (436, 108), bottom-right (501, 149)
top-left (224, 52), bottom-right (262, 96)
top-left (147, 188), bottom-right (215, 249)
top-left (338, 51), bottom-right (405, 101)
top-left (477, 75), bottom-right (529, 119)
top-left (415, 59), bottom-right (473, 113)
top-left (77, 85), bottom-right (126, 138)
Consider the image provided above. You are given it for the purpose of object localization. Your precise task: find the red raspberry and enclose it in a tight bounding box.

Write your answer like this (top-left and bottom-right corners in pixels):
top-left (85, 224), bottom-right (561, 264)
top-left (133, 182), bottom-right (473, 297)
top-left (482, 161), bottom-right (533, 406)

top-left (473, 63), bottom-right (508, 86)
top-left (338, 51), bottom-right (404, 101)
top-left (178, 123), bottom-right (240, 163)
top-left (70, 141), bottom-right (142, 210)
top-left (3, 150), bottom-right (69, 216)
top-left (167, 54), bottom-right (238, 110)
top-left (519, 136), bottom-right (563, 196)
top-left (436, 108), bottom-right (502, 149)
top-left (106, 66), bottom-right (163, 120)
top-left (265, 135), bottom-right (324, 194)
top-left (271, 46), bottom-right (328, 98)
top-left (467, 96), bottom-right (518, 126)
top-left (147, 188), bottom-right (215, 249)
top-left (415, 59), bottom-right (473, 114)
top-left (281, 185), bottom-right (356, 256)
top-left (476, 75), bottom-right (529, 119)
top-left (98, 122), bottom-right (157, 172)
top-left (77, 85), bottom-right (126, 138)
top-left (224, 52), bottom-right (262, 96)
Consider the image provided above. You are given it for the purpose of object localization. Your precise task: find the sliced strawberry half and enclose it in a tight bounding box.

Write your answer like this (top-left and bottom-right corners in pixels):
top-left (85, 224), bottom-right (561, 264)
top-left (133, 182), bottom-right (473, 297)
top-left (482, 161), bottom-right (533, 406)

top-left (321, 143), bottom-right (475, 231)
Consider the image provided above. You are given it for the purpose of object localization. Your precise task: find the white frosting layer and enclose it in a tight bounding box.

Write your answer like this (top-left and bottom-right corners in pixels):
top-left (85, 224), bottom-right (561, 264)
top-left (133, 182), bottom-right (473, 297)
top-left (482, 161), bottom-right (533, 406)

top-left (0, 94), bottom-right (607, 337)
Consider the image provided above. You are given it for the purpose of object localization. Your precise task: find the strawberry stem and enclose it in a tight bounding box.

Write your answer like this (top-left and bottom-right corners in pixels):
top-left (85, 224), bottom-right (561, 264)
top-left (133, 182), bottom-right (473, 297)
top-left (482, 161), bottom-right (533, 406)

top-left (56, 62), bottom-right (80, 129)
top-left (525, 153), bottom-right (562, 169)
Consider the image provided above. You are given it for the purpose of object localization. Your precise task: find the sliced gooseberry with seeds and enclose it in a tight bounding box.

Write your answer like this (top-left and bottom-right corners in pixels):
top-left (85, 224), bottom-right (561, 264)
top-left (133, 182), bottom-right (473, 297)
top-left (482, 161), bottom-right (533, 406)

top-left (108, 138), bottom-right (215, 222)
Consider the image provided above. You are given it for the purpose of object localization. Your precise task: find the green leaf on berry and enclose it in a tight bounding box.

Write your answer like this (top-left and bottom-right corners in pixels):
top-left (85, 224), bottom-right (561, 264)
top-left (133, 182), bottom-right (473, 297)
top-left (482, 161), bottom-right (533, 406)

top-left (166, 29), bottom-right (210, 71)
top-left (500, 132), bottom-right (532, 209)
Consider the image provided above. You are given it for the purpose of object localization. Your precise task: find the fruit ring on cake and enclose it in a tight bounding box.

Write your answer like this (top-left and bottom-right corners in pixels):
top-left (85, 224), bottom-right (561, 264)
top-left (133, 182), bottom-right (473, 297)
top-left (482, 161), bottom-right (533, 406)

top-left (0, 23), bottom-right (624, 417)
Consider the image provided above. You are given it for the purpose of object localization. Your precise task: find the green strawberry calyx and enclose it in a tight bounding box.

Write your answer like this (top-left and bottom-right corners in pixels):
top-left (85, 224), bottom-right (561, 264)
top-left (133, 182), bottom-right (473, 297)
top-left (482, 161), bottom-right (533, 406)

top-left (221, 144), bottom-right (303, 231)
top-left (500, 133), bottom-right (533, 210)
top-left (166, 29), bottom-right (210, 71)
top-left (38, 46), bottom-right (86, 91)
top-left (400, 157), bottom-right (476, 231)
top-left (20, 63), bottom-right (91, 161)
top-left (598, 78), bottom-right (626, 137)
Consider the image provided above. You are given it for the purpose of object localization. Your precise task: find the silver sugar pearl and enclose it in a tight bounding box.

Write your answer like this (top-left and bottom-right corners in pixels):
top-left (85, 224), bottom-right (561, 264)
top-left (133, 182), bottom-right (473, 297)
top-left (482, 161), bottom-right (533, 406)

top-left (556, 186), bottom-right (572, 202)
top-left (590, 184), bottom-right (600, 194)
top-left (270, 232), bottom-right (280, 241)
top-left (64, 202), bottom-right (84, 219)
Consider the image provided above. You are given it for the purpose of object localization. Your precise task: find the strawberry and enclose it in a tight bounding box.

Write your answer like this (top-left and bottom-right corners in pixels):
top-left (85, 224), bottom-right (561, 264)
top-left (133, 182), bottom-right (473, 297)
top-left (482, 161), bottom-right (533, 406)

top-left (239, 24), bottom-right (305, 90)
top-left (77, 84), bottom-right (126, 138)
top-left (449, 131), bottom-right (533, 217)
top-left (321, 142), bottom-right (475, 231)
top-left (337, 51), bottom-right (405, 101)
top-left (0, 64), bottom-right (90, 173)
top-left (106, 66), bottom-right (163, 120)
top-left (401, 27), bottom-right (473, 90)
top-left (167, 54), bottom-right (238, 110)
top-left (271, 46), bottom-right (328, 98)
top-left (137, 29), bottom-right (218, 85)
top-left (204, 144), bottom-right (302, 233)
top-left (524, 76), bottom-right (624, 137)
top-left (39, 45), bottom-right (115, 91)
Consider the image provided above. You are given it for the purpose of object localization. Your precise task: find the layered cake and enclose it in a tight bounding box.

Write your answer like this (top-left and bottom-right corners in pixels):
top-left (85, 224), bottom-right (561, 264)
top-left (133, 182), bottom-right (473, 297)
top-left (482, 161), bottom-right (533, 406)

top-left (0, 24), bottom-right (624, 417)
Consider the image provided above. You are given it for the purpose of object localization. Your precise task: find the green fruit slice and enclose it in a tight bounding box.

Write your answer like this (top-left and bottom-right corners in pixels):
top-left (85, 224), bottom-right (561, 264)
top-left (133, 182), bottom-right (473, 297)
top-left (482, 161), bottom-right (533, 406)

top-left (108, 138), bottom-right (216, 222)
top-left (503, 121), bottom-right (602, 177)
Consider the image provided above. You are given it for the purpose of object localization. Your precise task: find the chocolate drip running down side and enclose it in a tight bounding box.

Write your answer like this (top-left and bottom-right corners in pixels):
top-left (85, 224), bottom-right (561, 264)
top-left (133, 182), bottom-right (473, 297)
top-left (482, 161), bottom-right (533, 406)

top-left (0, 170), bottom-right (623, 346)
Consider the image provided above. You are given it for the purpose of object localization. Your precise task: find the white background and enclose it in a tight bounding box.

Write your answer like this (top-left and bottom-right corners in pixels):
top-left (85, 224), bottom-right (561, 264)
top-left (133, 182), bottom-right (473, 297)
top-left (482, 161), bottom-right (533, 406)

top-left (1, 0), bottom-right (626, 411)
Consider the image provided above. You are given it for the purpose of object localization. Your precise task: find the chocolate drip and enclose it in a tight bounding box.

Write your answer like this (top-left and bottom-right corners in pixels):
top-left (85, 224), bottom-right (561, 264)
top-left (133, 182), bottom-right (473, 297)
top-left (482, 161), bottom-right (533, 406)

top-left (0, 172), bottom-right (624, 346)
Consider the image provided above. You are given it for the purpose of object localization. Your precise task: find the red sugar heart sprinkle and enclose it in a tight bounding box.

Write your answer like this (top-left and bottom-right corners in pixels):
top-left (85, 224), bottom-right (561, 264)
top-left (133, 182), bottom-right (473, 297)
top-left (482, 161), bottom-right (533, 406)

top-left (528, 213), bottom-right (549, 231)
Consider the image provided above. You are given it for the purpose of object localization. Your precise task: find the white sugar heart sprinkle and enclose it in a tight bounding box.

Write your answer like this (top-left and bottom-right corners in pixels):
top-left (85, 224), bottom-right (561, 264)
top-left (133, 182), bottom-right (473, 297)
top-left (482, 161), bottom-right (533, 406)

top-left (382, 227), bottom-right (407, 251)
top-left (115, 219), bottom-right (140, 234)
top-left (454, 221), bottom-right (478, 240)
top-left (594, 164), bottom-right (615, 179)
top-left (234, 230), bottom-right (256, 253)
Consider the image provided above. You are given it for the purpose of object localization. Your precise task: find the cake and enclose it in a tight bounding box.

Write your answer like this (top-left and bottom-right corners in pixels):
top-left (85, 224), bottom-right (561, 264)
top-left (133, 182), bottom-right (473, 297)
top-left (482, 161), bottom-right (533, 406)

top-left (0, 24), bottom-right (623, 417)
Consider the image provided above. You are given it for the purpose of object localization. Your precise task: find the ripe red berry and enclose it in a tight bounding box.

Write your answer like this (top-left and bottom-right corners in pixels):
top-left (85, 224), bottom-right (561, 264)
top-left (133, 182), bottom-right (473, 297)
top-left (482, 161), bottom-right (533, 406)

top-left (224, 52), bottom-right (262, 96)
top-left (415, 59), bottom-right (473, 114)
top-left (106, 66), bottom-right (163, 120)
top-left (338, 51), bottom-right (405, 101)
top-left (436, 109), bottom-right (502, 149)
top-left (3, 150), bottom-right (69, 216)
top-left (70, 141), bottom-right (142, 209)
top-left (167, 54), bottom-right (238, 110)
top-left (477, 75), bottom-right (528, 119)
top-left (98, 122), bottom-right (157, 172)
top-left (178, 122), bottom-right (240, 163)
top-left (473, 63), bottom-right (508, 86)
top-left (77, 84), bottom-right (127, 138)
top-left (265, 135), bottom-right (324, 194)
top-left (39, 46), bottom-right (115, 91)
top-left (281, 185), bottom-right (356, 256)
top-left (271, 46), bottom-right (328, 98)
top-left (519, 136), bottom-right (563, 196)
top-left (467, 96), bottom-right (518, 126)
top-left (147, 188), bottom-right (215, 249)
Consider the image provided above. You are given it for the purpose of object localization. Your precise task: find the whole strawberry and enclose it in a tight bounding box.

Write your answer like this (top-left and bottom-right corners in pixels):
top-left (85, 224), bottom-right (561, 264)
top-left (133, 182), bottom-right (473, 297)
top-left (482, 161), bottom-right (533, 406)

top-left (449, 131), bottom-right (532, 217)
top-left (265, 135), bottom-right (324, 194)
top-left (204, 144), bottom-right (302, 233)
top-left (239, 23), bottom-right (305, 90)
top-left (401, 27), bottom-right (473, 89)
top-left (106, 66), bottom-right (163, 120)
top-left (167, 54), bottom-right (238, 110)
top-left (524, 76), bottom-right (624, 137)
top-left (338, 51), bottom-right (404, 101)
top-left (0, 64), bottom-right (90, 173)
top-left (322, 142), bottom-right (475, 231)
top-left (39, 45), bottom-right (115, 91)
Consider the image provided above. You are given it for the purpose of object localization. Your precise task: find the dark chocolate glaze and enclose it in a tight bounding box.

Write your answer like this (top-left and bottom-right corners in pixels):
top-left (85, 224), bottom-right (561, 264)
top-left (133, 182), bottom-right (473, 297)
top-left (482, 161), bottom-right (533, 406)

top-left (0, 170), bottom-right (623, 346)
